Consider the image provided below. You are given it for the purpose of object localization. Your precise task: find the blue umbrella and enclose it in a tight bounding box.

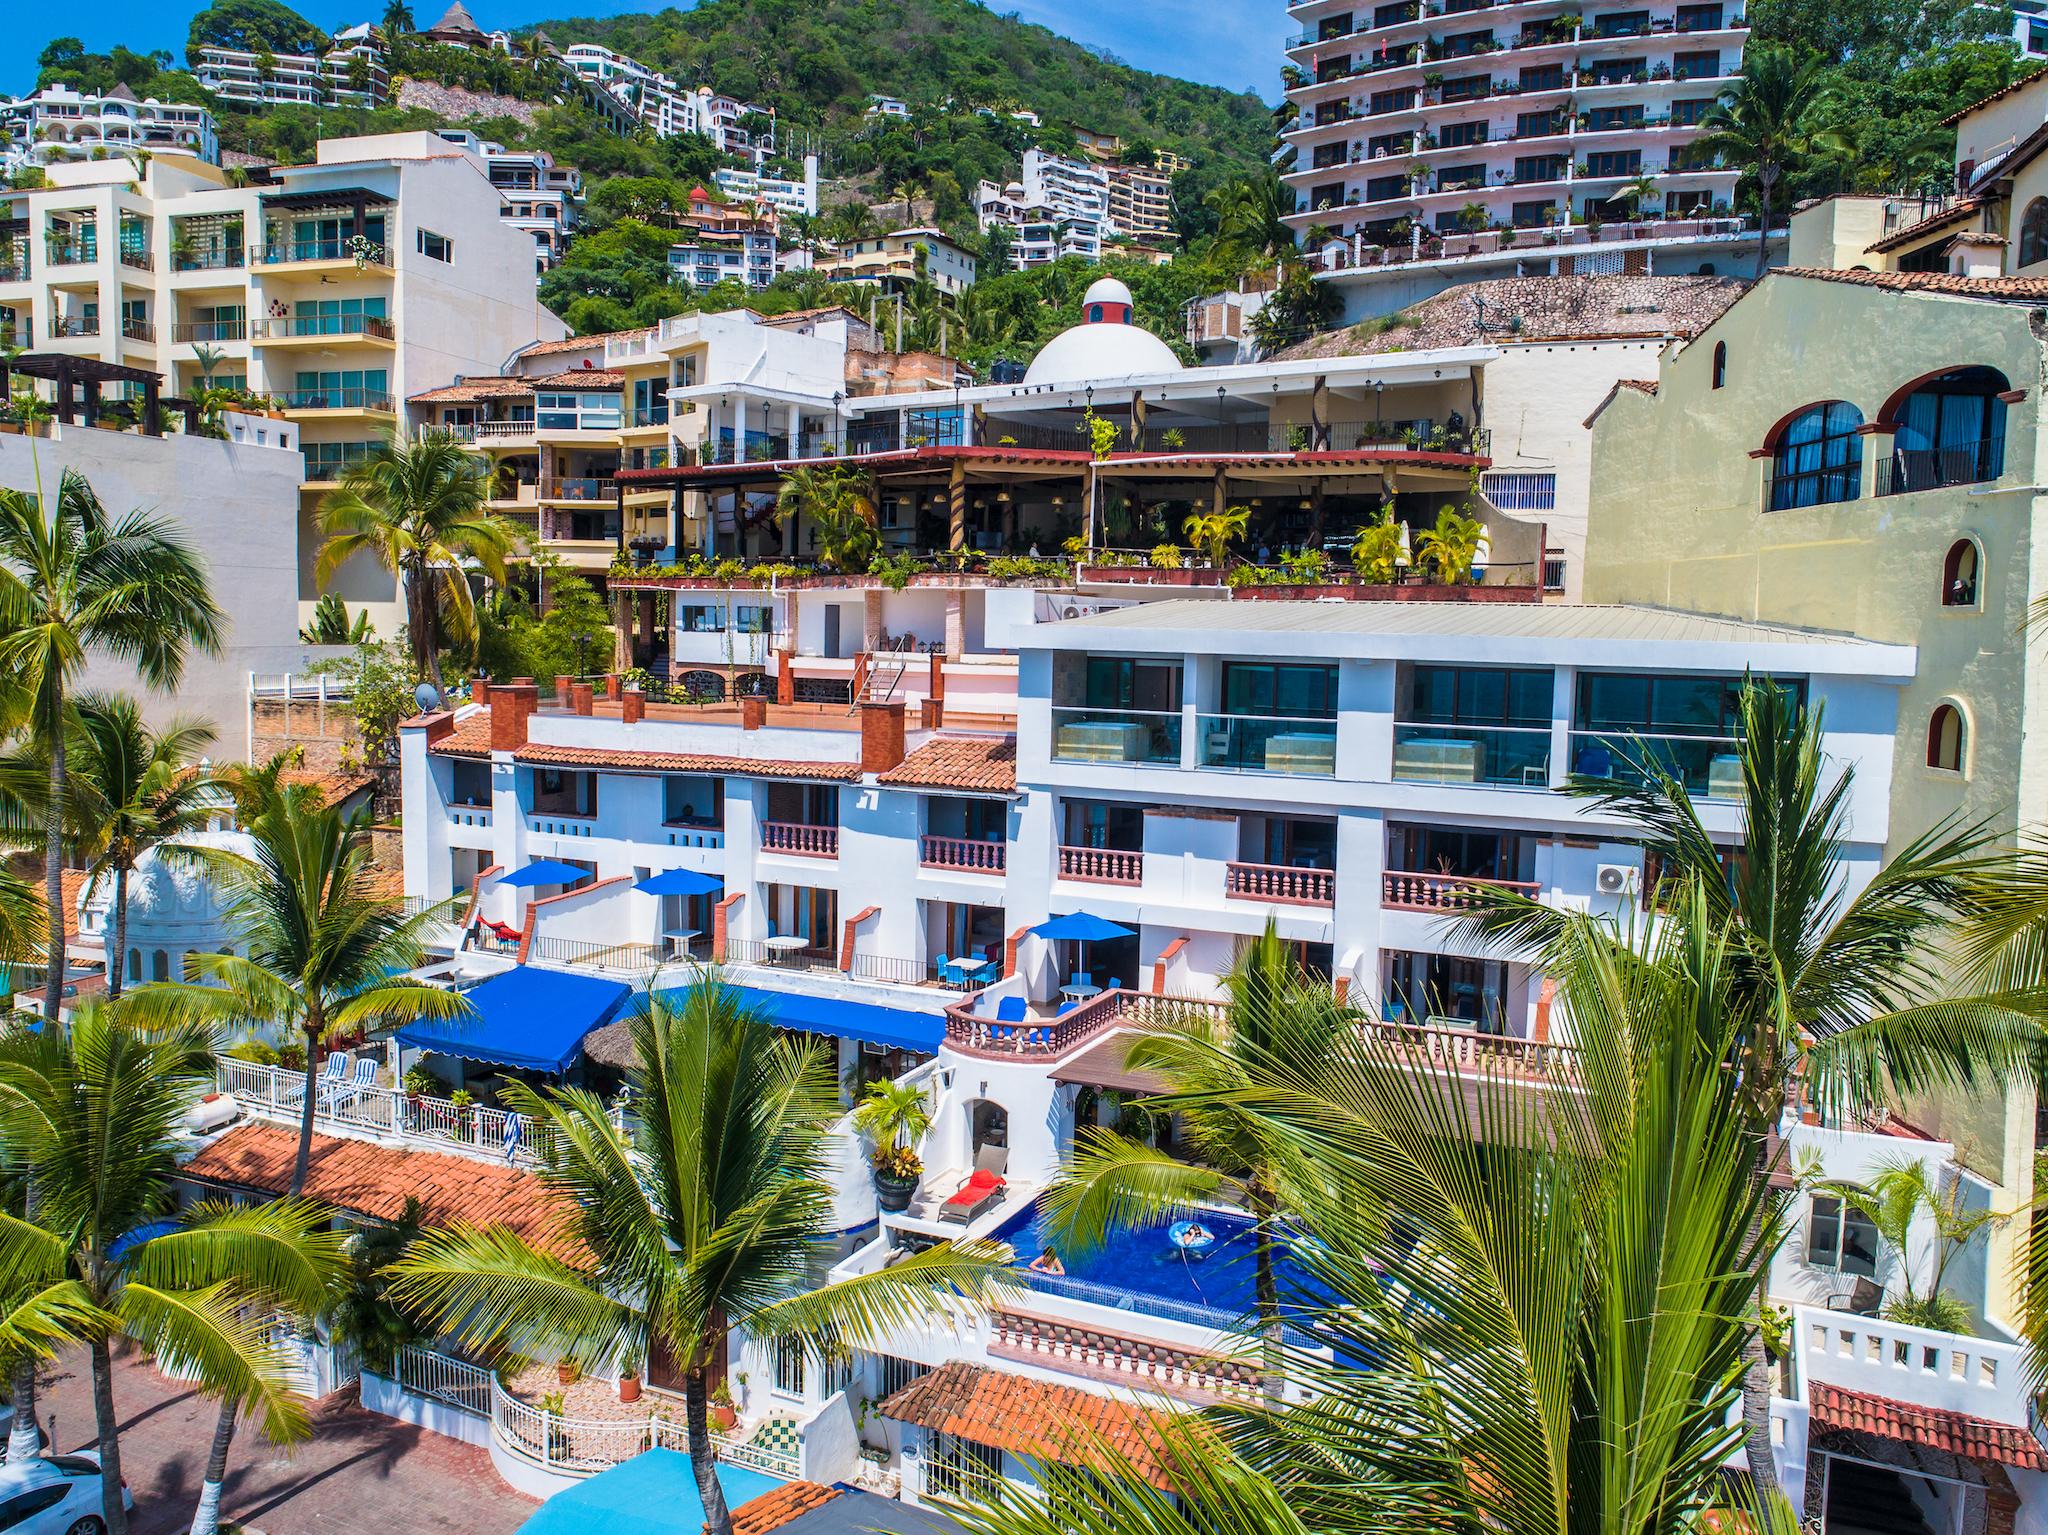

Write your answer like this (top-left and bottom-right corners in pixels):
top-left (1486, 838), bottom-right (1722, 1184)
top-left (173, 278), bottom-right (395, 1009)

top-left (635, 868), bottom-right (724, 897)
top-left (1031, 912), bottom-right (1134, 942)
top-left (498, 860), bottom-right (591, 889)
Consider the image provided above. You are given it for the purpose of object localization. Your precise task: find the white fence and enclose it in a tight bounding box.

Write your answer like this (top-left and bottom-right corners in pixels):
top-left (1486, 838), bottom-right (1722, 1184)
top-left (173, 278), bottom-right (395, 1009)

top-left (396, 1346), bottom-right (492, 1417)
top-left (215, 1056), bottom-right (538, 1165)
top-left (476, 1367), bottom-right (801, 1480)
top-left (1794, 1305), bottom-right (2030, 1425)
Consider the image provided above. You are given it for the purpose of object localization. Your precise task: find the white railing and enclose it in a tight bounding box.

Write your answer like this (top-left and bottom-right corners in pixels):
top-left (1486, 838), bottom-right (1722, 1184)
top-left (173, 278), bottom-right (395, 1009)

top-left (1794, 1305), bottom-right (2030, 1425)
top-left (484, 1371), bottom-right (800, 1479)
top-left (214, 1055), bottom-right (537, 1165)
top-left (396, 1346), bottom-right (492, 1416)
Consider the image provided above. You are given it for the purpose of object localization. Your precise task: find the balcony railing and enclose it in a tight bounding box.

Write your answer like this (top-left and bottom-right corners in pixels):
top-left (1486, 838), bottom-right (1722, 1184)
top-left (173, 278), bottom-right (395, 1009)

top-left (252, 238), bottom-right (387, 265)
top-left (1568, 731), bottom-right (1743, 799)
top-left (119, 317), bottom-right (156, 343)
top-left (471, 419), bottom-right (538, 440)
top-left (44, 237), bottom-right (96, 266)
top-left (118, 247), bottom-right (154, 271)
top-left (1876, 436), bottom-right (2005, 497)
top-left (1051, 707), bottom-right (1183, 766)
top-left (541, 477), bottom-right (617, 501)
top-left (1226, 861), bottom-right (1335, 905)
top-left (280, 388), bottom-right (395, 412)
top-left (173, 319), bottom-right (248, 342)
top-left (214, 1055), bottom-right (538, 1164)
top-left (944, 989), bottom-right (1225, 1059)
top-left (1382, 870), bottom-right (1541, 911)
top-left (1392, 722), bottom-right (1553, 786)
top-left (1197, 714), bottom-right (1337, 775)
top-left (760, 821), bottom-right (838, 858)
top-left (1059, 844), bottom-right (1141, 885)
top-left (920, 835), bottom-right (1006, 873)
top-left (47, 315), bottom-right (99, 339)
top-left (172, 246), bottom-right (247, 272)
top-left (251, 314), bottom-right (395, 341)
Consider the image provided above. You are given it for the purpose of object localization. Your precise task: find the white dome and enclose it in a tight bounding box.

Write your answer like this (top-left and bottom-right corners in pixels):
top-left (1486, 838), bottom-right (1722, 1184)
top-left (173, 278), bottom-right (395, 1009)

top-left (1022, 321), bottom-right (1184, 386)
top-left (1083, 276), bottom-right (1134, 309)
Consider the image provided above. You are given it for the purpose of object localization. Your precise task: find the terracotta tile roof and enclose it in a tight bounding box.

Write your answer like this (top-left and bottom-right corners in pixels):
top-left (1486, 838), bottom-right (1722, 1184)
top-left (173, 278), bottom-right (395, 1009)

top-left (525, 369), bottom-right (625, 389)
top-left (509, 741), bottom-right (863, 782)
top-left (283, 769), bottom-right (377, 809)
top-left (1864, 197), bottom-right (1989, 254)
top-left (727, 1481), bottom-right (842, 1535)
top-left (1809, 1383), bottom-right (2048, 1469)
top-left (181, 1123), bottom-right (577, 1256)
top-left (877, 735), bottom-right (1017, 792)
top-left (428, 713), bottom-right (496, 759)
top-left (1616, 378), bottom-right (1658, 396)
top-left (59, 869), bottom-right (89, 944)
top-left (409, 376), bottom-right (536, 405)
top-left (1941, 67), bottom-right (2048, 126)
top-left (1583, 377), bottom-right (1663, 429)
top-left (877, 1361), bottom-right (1187, 1489)
top-left (518, 329), bottom-right (649, 358)
top-left (1776, 267), bottom-right (2048, 302)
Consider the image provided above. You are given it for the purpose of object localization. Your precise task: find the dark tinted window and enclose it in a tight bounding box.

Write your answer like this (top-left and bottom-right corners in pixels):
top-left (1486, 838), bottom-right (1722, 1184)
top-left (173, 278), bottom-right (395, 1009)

top-left (1401, 667), bottom-right (1552, 726)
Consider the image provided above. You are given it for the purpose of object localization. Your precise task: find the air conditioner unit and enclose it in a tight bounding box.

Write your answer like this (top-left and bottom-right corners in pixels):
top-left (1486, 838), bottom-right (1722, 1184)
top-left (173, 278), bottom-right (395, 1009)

top-left (1595, 863), bottom-right (1639, 896)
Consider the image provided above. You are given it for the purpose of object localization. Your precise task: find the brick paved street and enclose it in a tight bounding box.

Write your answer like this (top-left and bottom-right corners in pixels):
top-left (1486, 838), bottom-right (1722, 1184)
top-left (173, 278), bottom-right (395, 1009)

top-left (33, 1345), bottom-right (539, 1535)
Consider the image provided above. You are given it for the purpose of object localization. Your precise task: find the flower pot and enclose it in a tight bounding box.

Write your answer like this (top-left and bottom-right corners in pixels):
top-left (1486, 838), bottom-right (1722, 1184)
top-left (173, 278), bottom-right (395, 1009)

top-left (874, 1170), bottom-right (919, 1214)
top-left (710, 1403), bottom-right (736, 1432)
top-left (619, 1373), bottom-right (642, 1404)
top-left (557, 1361), bottom-right (577, 1386)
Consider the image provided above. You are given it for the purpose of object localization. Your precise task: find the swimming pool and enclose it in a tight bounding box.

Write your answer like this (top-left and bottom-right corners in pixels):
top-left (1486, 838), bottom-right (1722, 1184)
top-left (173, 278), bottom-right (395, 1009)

top-left (991, 1200), bottom-right (1320, 1333)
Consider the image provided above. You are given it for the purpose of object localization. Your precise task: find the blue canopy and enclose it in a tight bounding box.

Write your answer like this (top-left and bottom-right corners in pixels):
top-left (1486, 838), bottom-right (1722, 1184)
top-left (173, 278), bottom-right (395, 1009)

top-left (661, 982), bottom-right (944, 1055)
top-left (397, 965), bottom-right (631, 1074)
top-left (517, 1451), bottom-right (782, 1535)
top-left (497, 860), bottom-right (591, 889)
top-left (1032, 912), bottom-right (1134, 942)
top-left (635, 868), bottom-right (723, 897)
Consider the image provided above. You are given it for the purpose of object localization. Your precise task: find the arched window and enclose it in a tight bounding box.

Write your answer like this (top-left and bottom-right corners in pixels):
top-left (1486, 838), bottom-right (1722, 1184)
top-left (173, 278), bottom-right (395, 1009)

top-left (1711, 341), bottom-right (1726, 390)
top-left (1768, 401), bottom-right (1864, 511)
top-left (1882, 367), bottom-right (2008, 494)
top-left (1927, 703), bottom-right (1966, 772)
top-left (150, 949), bottom-right (169, 982)
top-left (2021, 198), bottom-right (2048, 268)
top-left (1943, 539), bottom-right (1981, 607)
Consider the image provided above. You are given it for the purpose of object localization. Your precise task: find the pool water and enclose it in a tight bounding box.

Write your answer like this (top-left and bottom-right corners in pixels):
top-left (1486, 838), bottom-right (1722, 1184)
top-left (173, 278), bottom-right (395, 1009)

top-left (992, 1200), bottom-right (1320, 1329)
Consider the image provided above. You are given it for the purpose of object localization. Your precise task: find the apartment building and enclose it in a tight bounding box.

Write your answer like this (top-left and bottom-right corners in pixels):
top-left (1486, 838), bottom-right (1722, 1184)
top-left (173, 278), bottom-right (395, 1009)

top-left (975, 150), bottom-right (1111, 266)
top-left (0, 85), bottom-right (219, 175)
top-left (1281, 0), bottom-right (1768, 319)
top-left (816, 227), bottom-right (978, 296)
top-left (1104, 162), bottom-right (1174, 242)
top-left (714, 157), bottom-right (821, 218)
top-left (190, 30), bottom-right (390, 110)
top-left (434, 129), bottom-right (583, 269)
top-left (559, 45), bottom-right (775, 163)
top-left (0, 133), bottom-right (567, 632)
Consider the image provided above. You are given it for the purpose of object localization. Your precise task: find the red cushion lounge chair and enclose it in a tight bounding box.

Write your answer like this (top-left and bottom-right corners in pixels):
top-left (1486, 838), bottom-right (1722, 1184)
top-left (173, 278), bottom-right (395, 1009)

top-left (938, 1145), bottom-right (1010, 1224)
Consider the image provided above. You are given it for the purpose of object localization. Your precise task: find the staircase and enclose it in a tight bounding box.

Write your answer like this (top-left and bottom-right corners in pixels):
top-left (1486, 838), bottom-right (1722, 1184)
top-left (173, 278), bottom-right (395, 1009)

top-left (1823, 1458), bottom-right (1939, 1535)
top-left (850, 639), bottom-right (912, 712)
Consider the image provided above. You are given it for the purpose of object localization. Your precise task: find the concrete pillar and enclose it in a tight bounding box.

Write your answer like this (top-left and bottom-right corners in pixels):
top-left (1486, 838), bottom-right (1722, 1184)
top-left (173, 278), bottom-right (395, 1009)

top-left (786, 402), bottom-right (801, 456)
top-left (611, 592), bottom-right (633, 671)
top-left (622, 689), bottom-right (646, 724)
top-left (734, 396), bottom-right (750, 459)
top-left (948, 462), bottom-right (967, 551)
top-left (944, 592), bottom-right (965, 659)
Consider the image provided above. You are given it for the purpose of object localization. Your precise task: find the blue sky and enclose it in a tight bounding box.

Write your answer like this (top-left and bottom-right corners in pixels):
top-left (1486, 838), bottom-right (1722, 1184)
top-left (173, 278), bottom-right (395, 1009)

top-left (9, 1), bottom-right (1283, 99)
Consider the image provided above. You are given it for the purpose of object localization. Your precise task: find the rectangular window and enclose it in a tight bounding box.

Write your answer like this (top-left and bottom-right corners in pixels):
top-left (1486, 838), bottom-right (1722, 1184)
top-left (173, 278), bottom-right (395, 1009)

top-left (450, 759), bottom-right (490, 807)
top-left (1401, 666), bottom-right (1552, 727)
top-left (1676, 2), bottom-right (1725, 28)
top-left (1673, 49), bottom-right (1721, 79)
top-left (1517, 110), bottom-right (1562, 137)
top-left (1369, 86), bottom-right (1418, 115)
top-left (416, 227), bottom-right (453, 262)
top-left (1805, 1194), bottom-right (1879, 1276)
top-left (1591, 9), bottom-right (1649, 34)
top-left (733, 604), bottom-right (772, 634)
top-left (1585, 105), bottom-right (1645, 132)
top-left (1222, 663), bottom-right (1339, 718)
top-left (1368, 131), bottom-right (1415, 158)
top-left (1512, 199), bottom-right (1557, 226)
top-left (1572, 674), bottom-right (1803, 737)
top-left (1373, 0), bottom-right (1417, 23)
top-left (1583, 150), bottom-right (1642, 178)
top-left (1480, 471), bottom-right (1556, 510)
top-left (1515, 155), bottom-right (1567, 184)
top-left (677, 604), bottom-right (725, 633)
top-left (1592, 58), bottom-right (1646, 84)
top-left (1436, 163), bottom-right (1487, 190)
top-left (1671, 97), bottom-right (1714, 126)
top-left (1365, 174), bottom-right (1409, 202)
top-left (1082, 657), bottom-right (1182, 712)
top-left (1442, 27), bottom-right (1494, 54)
top-left (1520, 64), bottom-right (1565, 91)
top-left (662, 775), bottom-right (723, 825)
top-left (1441, 73), bottom-right (1490, 101)
top-left (1440, 120), bottom-right (1489, 147)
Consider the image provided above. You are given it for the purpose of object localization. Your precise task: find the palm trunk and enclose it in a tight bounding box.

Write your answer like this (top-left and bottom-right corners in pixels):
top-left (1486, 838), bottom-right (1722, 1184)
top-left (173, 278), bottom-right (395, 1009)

top-left (40, 722), bottom-right (65, 1021)
top-left (188, 1397), bottom-right (237, 1535)
top-left (7, 1358), bottom-right (38, 1462)
top-left (107, 863), bottom-right (129, 1002)
top-left (684, 1368), bottom-right (731, 1535)
top-left (1754, 168), bottom-right (1776, 280)
top-left (1739, 1149), bottom-right (1778, 1489)
top-left (1250, 1187), bottom-right (1284, 1389)
top-left (90, 1335), bottom-right (128, 1535)
top-left (290, 1014), bottom-right (322, 1196)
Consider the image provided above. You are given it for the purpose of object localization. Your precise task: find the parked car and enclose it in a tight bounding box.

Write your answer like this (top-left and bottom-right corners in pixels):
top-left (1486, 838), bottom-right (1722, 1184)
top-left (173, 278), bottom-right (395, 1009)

top-left (0, 1453), bottom-right (132, 1535)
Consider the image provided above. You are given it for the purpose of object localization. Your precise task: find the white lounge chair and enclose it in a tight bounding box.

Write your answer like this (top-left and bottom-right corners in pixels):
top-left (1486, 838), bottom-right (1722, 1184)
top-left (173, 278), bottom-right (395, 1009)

top-left (321, 1057), bottom-right (378, 1116)
top-left (285, 1052), bottom-right (350, 1108)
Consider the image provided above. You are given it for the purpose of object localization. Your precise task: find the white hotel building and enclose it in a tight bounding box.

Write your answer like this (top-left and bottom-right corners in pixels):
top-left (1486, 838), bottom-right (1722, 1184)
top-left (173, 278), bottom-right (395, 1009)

top-left (1280, 0), bottom-right (1780, 318)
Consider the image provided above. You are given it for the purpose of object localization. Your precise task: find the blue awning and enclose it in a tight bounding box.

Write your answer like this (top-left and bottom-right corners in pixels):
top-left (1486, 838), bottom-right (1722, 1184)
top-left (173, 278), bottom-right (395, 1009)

top-left (661, 983), bottom-right (944, 1055)
top-left (397, 965), bottom-right (631, 1074)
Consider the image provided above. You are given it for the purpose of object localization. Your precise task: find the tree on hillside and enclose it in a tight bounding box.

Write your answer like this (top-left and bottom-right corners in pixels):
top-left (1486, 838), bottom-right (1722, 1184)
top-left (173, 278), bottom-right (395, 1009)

top-left (1695, 46), bottom-right (1842, 276)
top-left (1207, 173), bottom-right (1297, 274)
top-left (380, 0), bottom-right (415, 38)
top-left (185, 0), bottom-right (328, 61)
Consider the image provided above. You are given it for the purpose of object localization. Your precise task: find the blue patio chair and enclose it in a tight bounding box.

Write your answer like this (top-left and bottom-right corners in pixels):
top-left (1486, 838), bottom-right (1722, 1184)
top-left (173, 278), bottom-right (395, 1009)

top-left (995, 996), bottom-right (1028, 1024)
top-left (1104, 977), bottom-right (1121, 992)
top-left (1073, 971), bottom-right (1093, 989)
top-left (1056, 1000), bottom-right (1079, 1016)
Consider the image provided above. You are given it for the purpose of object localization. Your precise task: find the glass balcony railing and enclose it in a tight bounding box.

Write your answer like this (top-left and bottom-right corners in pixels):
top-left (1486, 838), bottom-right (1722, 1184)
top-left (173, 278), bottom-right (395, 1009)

top-left (251, 314), bottom-right (394, 341)
top-left (1050, 707), bottom-right (1182, 766)
top-left (1196, 714), bottom-right (1337, 775)
top-left (1391, 722), bottom-right (1553, 786)
top-left (1567, 732), bottom-right (1744, 799)
top-left (280, 387), bottom-right (394, 412)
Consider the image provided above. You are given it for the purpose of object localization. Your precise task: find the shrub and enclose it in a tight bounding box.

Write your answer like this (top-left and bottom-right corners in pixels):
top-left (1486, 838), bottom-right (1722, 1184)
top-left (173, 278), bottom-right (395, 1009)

top-left (1149, 544), bottom-right (1184, 569)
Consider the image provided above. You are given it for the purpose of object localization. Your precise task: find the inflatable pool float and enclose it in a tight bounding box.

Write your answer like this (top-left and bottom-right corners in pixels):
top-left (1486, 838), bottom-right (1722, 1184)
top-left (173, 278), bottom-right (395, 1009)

top-left (1169, 1221), bottom-right (1216, 1257)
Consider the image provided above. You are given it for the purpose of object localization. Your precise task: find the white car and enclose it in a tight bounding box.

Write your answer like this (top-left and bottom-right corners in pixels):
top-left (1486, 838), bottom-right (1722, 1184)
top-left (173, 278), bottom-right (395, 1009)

top-left (0, 1454), bottom-right (133, 1535)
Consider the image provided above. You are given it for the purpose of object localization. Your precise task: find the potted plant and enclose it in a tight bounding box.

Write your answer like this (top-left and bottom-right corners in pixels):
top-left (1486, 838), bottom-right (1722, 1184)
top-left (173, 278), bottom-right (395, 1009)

top-left (853, 1078), bottom-right (932, 1214)
top-left (449, 1086), bottom-right (477, 1137)
top-left (709, 1381), bottom-right (736, 1432)
top-left (618, 1345), bottom-right (644, 1403)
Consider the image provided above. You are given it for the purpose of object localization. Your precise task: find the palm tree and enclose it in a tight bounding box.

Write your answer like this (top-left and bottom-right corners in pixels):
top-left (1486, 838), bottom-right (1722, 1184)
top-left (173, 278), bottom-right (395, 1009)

top-left (315, 429), bottom-right (519, 689)
top-left (0, 1007), bottom-right (329, 1535)
top-left (952, 897), bottom-right (1789, 1535)
top-left (1456, 680), bottom-right (2047, 1486)
top-left (1415, 504), bottom-right (1485, 584)
top-left (1044, 926), bottom-right (1354, 1353)
top-left (66, 694), bottom-right (219, 1002)
top-left (1206, 174), bottom-right (1296, 273)
top-left (387, 975), bottom-right (1013, 1535)
top-left (1818, 1158), bottom-right (2000, 1335)
top-left (1694, 46), bottom-right (1837, 277)
top-left (1182, 505), bottom-right (1250, 569)
top-left (128, 765), bottom-right (471, 1195)
top-left (775, 463), bottom-right (879, 572)
top-left (0, 466), bottom-right (222, 1021)
top-left (381, 0), bottom-right (414, 38)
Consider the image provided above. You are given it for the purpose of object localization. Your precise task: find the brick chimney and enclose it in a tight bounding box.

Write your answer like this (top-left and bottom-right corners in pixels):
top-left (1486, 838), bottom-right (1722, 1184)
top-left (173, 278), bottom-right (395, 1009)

top-left (859, 701), bottom-right (906, 774)
top-left (472, 677), bottom-right (491, 706)
top-left (740, 695), bottom-right (767, 732)
top-left (622, 689), bottom-right (646, 725)
top-left (406, 711), bottom-right (457, 747)
top-left (490, 684), bottom-right (538, 750)
top-left (570, 682), bottom-right (594, 717)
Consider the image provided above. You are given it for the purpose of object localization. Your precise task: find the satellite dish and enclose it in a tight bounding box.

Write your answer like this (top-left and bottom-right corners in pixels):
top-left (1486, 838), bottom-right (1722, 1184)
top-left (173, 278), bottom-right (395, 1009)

top-left (414, 682), bottom-right (442, 713)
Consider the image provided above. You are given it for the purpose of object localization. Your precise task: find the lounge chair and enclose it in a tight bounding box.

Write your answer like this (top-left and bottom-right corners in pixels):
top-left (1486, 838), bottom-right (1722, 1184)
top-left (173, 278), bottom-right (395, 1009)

top-left (938, 1144), bottom-right (1010, 1225)
top-left (1828, 1276), bottom-right (1885, 1316)
top-left (285, 1051), bottom-right (350, 1107)
top-left (994, 997), bottom-right (1028, 1024)
top-left (322, 1057), bottom-right (378, 1116)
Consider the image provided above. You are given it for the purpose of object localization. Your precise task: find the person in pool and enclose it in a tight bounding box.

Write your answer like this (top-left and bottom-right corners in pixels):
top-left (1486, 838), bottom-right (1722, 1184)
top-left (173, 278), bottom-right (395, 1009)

top-left (1174, 1222), bottom-right (1215, 1250)
top-left (1027, 1247), bottom-right (1065, 1276)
